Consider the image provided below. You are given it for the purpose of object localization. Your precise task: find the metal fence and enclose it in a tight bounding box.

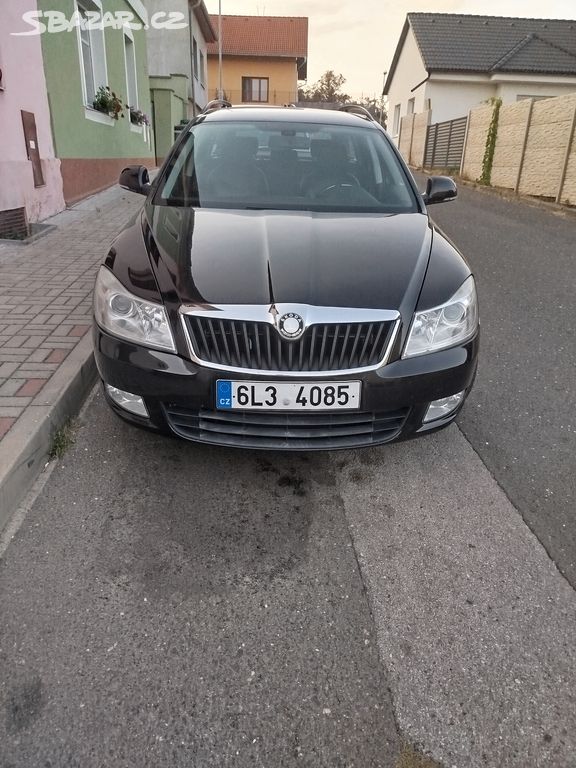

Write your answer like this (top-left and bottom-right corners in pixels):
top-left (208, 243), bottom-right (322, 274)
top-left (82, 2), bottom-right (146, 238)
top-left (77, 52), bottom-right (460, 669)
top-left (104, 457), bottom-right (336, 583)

top-left (424, 116), bottom-right (468, 169)
top-left (209, 90), bottom-right (299, 106)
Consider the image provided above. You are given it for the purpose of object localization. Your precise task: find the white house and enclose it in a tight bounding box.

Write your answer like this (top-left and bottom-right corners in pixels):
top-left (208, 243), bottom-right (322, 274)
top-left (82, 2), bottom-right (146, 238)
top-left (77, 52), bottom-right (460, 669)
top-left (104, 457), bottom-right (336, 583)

top-left (384, 13), bottom-right (576, 142)
top-left (146, 0), bottom-right (217, 115)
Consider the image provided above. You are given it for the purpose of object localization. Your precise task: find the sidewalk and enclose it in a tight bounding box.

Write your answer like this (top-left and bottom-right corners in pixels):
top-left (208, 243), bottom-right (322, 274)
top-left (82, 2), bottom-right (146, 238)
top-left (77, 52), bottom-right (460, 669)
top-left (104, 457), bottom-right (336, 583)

top-left (0, 184), bottom-right (144, 530)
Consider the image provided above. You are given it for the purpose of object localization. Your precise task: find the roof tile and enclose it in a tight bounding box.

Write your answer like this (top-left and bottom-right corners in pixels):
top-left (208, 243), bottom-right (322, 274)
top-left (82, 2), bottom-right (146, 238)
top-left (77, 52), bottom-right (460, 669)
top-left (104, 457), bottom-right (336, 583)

top-left (207, 15), bottom-right (308, 58)
top-left (408, 13), bottom-right (576, 75)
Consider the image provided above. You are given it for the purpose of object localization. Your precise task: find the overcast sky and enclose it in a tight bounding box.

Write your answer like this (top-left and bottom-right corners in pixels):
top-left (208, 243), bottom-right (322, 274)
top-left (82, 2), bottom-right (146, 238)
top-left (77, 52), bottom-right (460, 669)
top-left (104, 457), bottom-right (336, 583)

top-left (204, 0), bottom-right (576, 97)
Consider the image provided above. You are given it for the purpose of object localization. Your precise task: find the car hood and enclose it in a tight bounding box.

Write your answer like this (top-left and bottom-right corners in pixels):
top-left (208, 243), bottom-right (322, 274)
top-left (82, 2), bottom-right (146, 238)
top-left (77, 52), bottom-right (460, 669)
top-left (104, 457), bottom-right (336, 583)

top-left (145, 206), bottom-right (432, 312)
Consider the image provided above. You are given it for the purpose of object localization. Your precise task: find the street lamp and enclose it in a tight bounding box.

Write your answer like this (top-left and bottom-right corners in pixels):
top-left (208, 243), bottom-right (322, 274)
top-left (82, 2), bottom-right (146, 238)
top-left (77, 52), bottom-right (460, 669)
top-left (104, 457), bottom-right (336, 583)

top-left (380, 70), bottom-right (388, 127)
top-left (218, 0), bottom-right (223, 99)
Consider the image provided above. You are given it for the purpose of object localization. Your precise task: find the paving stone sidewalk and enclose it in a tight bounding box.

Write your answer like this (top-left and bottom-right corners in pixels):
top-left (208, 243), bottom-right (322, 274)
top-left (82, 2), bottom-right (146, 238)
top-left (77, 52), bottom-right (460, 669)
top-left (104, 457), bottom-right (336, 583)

top-left (0, 184), bottom-right (144, 529)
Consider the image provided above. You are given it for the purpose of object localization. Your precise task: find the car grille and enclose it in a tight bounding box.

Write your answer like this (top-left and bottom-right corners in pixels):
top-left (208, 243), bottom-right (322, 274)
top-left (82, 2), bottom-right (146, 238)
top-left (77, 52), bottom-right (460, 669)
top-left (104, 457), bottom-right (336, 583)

top-left (162, 405), bottom-right (410, 450)
top-left (184, 317), bottom-right (396, 372)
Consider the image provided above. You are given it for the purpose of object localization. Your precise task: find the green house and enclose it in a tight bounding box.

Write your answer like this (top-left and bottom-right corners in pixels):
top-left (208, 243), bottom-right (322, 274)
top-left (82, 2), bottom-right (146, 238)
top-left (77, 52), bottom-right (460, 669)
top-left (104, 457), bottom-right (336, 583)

top-left (38, 0), bottom-right (155, 203)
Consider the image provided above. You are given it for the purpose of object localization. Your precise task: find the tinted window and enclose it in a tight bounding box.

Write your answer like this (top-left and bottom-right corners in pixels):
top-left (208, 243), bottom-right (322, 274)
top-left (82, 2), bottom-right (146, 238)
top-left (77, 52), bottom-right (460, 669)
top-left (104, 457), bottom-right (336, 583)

top-left (155, 120), bottom-right (418, 213)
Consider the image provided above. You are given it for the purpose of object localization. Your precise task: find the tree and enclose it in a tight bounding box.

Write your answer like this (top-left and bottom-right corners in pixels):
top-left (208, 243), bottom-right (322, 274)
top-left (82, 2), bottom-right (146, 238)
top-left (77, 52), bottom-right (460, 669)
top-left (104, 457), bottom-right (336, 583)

top-left (299, 70), bottom-right (350, 104)
top-left (298, 72), bottom-right (387, 125)
top-left (356, 96), bottom-right (387, 127)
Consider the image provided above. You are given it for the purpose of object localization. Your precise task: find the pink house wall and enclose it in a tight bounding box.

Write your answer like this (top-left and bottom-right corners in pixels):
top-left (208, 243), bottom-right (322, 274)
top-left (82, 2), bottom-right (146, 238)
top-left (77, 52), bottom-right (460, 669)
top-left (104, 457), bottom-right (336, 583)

top-left (0, 1), bottom-right (65, 223)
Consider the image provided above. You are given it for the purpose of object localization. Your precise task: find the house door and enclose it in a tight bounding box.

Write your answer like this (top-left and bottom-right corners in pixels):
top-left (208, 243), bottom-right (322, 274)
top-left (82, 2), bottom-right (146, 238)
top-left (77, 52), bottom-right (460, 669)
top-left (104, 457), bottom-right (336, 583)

top-left (21, 111), bottom-right (45, 187)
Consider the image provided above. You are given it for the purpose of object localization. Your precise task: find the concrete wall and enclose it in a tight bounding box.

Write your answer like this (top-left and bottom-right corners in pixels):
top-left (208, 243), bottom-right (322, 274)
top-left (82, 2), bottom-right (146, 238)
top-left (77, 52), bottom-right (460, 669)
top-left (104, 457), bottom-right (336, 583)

top-left (398, 115), bottom-right (414, 160)
top-left (462, 92), bottom-right (576, 205)
top-left (398, 110), bottom-right (432, 168)
top-left (207, 56), bottom-right (299, 105)
top-left (562, 112), bottom-right (576, 205)
top-left (150, 74), bottom-right (188, 163)
top-left (410, 111), bottom-right (431, 168)
top-left (0, 0), bottom-right (65, 223)
top-left (461, 104), bottom-right (495, 183)
top-left (490, 100), bottom-right (533, 190)
top-left (518, 93), bottom-right (576, 199)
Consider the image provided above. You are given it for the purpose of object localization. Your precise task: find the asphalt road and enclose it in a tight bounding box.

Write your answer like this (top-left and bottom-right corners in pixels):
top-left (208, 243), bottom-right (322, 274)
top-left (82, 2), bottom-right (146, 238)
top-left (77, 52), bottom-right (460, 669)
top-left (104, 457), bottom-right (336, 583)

top-left (418, 176), bottom-right (576, 587)
top-left (0, 396), bottom-right (402, 768)
top-left (1, 183), bottom-right (576, 768)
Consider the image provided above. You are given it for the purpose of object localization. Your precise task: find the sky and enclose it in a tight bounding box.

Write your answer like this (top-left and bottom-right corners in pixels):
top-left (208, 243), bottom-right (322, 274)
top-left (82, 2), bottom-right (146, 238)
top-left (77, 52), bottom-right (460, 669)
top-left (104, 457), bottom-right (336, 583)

top-left (203, 0), bottom-right (576, 98)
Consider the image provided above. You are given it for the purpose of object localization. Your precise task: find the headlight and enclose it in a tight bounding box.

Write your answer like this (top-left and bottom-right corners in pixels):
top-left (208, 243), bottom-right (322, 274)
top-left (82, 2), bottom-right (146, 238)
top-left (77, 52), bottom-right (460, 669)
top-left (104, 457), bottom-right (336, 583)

top-left (94, 266), bottom-right (176, 352)
top-left (403, 275), bottom-right (478, 358)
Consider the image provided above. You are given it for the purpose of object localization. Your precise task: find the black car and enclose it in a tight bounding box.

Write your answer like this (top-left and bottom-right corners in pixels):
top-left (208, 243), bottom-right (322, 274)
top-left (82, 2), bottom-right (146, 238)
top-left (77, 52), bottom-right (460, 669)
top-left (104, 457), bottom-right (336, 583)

top-left (93, 102), bottom-right (479, 450)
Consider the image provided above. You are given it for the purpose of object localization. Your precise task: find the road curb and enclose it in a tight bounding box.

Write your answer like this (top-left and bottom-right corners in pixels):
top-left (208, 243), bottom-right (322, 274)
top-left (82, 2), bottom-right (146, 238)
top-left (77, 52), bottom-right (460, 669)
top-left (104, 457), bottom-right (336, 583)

top-left (0, 334), bottom-right (97, 533)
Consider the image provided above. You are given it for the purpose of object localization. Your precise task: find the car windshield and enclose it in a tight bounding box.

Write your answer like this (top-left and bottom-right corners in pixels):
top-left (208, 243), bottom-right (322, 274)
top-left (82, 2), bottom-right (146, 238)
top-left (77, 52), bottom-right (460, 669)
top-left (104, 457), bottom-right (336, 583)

top-left (154, 119), bottom-right (418, 213)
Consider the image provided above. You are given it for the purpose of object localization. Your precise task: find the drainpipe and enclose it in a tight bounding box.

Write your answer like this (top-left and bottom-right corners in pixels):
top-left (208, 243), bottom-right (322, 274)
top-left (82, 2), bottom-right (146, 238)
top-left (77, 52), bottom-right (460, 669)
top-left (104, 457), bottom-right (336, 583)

top-left (188, 3), bottom-right (197, 117)
top-left (411, 73), bottom-right (430, 93)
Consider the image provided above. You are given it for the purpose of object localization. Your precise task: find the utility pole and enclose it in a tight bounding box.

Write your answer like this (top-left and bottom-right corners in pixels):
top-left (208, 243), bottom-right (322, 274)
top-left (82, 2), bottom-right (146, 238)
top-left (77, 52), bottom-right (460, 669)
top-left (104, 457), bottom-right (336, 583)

top-left (380, 71), bottom-right (388, 127)
top-left (218, 0), bottom-right (223, 99)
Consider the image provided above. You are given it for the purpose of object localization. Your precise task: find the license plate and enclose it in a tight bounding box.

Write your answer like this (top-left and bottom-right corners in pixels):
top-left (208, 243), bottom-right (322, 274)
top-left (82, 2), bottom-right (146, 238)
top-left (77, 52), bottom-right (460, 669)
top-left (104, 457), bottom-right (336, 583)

top-left (216, 380), bottom-right (361, 411)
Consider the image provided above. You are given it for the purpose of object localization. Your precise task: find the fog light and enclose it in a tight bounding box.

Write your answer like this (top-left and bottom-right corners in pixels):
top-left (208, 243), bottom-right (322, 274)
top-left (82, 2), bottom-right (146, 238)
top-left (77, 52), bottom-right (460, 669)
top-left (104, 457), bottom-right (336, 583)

top-left (105, 384), bottom-right (149, 417)
top-left (423, 391), bottom-right (465, 423)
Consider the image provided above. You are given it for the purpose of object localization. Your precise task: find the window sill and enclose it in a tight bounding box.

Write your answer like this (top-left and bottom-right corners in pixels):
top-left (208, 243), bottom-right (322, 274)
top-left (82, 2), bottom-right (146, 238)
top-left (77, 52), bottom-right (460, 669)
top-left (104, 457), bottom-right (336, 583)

top-left (84, 107), bottom-right (115, 126)
top-left (130, 123), bottom-right (143, 134)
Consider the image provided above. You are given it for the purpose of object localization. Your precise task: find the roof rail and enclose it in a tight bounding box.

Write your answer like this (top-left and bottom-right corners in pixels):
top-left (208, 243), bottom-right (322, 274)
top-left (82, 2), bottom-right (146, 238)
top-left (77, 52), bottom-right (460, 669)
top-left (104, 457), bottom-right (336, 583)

top-left (338, 104), bottom-right (375, 122)
top-left (202, 99), bottom-right (233, 114)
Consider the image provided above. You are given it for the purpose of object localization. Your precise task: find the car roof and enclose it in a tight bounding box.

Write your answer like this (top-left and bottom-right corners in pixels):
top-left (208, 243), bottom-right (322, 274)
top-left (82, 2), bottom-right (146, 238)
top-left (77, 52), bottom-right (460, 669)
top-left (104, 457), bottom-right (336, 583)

top-left (196, 105), bottom-right (381, 129)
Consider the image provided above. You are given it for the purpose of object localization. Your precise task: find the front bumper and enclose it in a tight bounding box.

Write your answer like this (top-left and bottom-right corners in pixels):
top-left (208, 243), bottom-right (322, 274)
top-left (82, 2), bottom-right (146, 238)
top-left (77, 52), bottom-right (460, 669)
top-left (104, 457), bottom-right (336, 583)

top-left (93, 325), bottom-right (479, 450)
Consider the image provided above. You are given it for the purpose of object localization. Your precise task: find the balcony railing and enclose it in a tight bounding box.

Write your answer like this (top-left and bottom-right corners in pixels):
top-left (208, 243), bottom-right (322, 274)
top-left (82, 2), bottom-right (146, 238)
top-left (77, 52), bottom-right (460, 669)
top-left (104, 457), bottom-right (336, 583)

top-left (209, 89), bottom-right (299, 106)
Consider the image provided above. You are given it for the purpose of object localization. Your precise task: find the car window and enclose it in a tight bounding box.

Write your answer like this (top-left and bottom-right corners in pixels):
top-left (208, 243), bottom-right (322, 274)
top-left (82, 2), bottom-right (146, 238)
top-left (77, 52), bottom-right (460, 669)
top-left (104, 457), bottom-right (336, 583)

top-left (154, 120), bottom-right (418, 213)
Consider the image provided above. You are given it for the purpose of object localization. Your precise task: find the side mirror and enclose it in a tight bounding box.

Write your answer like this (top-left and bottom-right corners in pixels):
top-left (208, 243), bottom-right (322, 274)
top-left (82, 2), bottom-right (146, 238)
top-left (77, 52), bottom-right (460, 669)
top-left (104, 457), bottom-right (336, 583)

top-left (423, 175), bottom-right (457, 205)
top-left (119, 165), bottom-right (151, 196)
